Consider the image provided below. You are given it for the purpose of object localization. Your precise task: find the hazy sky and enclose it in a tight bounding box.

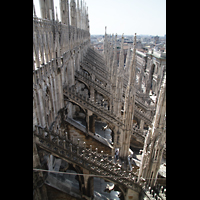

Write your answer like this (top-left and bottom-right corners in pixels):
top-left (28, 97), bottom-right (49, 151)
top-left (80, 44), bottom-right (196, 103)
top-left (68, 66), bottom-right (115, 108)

top-left (33, 0), bottom-right (166, 36)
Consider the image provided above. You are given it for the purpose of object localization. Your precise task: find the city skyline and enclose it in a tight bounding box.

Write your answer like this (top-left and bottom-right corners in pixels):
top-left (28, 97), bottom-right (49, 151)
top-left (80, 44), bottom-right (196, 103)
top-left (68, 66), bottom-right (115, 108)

top-left (33, 0), bottom-right (166, 36)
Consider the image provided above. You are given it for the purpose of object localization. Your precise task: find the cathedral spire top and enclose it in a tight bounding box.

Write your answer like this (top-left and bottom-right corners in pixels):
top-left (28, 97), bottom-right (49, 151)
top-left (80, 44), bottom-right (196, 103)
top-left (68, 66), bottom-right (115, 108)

top-left (33, 2), bottom-right (37, 17)
top-left (128, 33), bottom-right (137, 86)
top-left (118, 33), bottom-right (124, 72)
top-left (55, 6), bottom-right (59, 21)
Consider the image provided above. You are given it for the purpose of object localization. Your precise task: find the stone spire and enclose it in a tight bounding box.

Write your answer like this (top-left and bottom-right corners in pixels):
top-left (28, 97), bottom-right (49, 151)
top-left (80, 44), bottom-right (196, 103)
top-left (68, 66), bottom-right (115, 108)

top-left (118, 33), bottom-right (124, 72)
top-left (49, 0), bottom-right (55, 21)
top-left (106, 34), bottom-right (112, 74)
top-left (39, 0), bottom-right (48, 19)
top-left (70, 0), bottom-right (77, 26)
top-left (33, 2), bottom-right (37, 17)
top-left (137, 72), bottom-right (166, 187)
top-left (76, 0), bottom-right (80, 28)
top-left (86, 6), bottom-right (90, 32)
top-left (84, 1), bottom-right (87, 30)
top-left (39, 0), bottom-right (55, 20)
top-left (60, 0), bottom-right (70, 26)
top-left (111, 34), bottom-right (118, 115)
top-left (128, 33), bottom-right (137, 90)
top-left (120, 33), bottom-right (137, 159)
top-left (81, 0), bottom-right (86, 30)
top-left (123, 33), bottom-right (137, 123)
top-left (55, 6), bottom-right (59, 22)
top-left (103, 26), bottom-right (108, 66)
top-left (80, 0), bottom-right (83, 29)
top-left (124, 44), bottom-right (132, 79)
top-left (116, 34), bottom-right (125, 118)
top-left (109, 33), bottom-right (115, 71)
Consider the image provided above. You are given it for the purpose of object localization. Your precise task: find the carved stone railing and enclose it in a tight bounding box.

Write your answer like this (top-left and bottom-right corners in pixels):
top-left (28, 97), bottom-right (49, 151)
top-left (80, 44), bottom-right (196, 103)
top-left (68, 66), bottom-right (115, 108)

top-left (84, 55), bottom-right (109, 79)
top-left (80, 61), bottom-right (110, 85)
top-left (132, 124), bottom-right (166, 159)
top-left (85, 51), bottom-right (107, 71)
top-left (77, 66), bottom-right (155, 119)
top-left (123, 83), bottom-right (155, 114)
top-left (75, 70), bottom-right (111, 97)
top-left (135, 93), bottom-right (156, 112)
top-left (143, 186), bottom-right (166, 200)
top-left (82, 57), bottom-right (109, 80)
top-left (34, 126), bottom-right (143, 192)
top-left (34, 125), bottom-right (165, 199)
top-left (63, 85), bottom-right (164, 158)
top-left (132, 125), bottom-right (146, 144)
top-left (134, 105), bottom-right (153, 126)
top-left (63, 85), bottom-right (123, 127)
top-left (87, 48), bottom-right (106, 65)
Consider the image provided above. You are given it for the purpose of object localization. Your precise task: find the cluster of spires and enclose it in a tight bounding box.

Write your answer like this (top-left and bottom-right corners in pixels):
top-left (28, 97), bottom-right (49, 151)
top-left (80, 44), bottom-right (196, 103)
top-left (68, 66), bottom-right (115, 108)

top-left (103, 28), bottom-right (137, 86)
top-left (33, 0), bottom-right (89, 31)
top-left (103, 27), bottom-right (137, 121)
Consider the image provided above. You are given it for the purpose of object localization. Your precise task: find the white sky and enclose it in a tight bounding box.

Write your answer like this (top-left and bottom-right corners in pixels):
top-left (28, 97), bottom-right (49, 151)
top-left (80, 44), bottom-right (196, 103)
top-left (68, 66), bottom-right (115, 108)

top-left (33, 0), bottom-right (166, 36)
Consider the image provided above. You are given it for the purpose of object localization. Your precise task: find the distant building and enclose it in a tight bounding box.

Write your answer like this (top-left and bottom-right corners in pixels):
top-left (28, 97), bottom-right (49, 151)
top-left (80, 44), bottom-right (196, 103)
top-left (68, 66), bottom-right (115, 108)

top-left (154, 36), bottom-right (159, 44)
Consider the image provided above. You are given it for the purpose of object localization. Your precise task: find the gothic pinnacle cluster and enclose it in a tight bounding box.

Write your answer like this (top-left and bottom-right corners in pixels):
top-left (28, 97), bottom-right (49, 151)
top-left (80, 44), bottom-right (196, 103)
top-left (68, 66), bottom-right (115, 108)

top-left (138, 72), bottom-right (166, 187)
top-left (34, 0), bottom-right (90, 32)
top-left (103, 31), bottom-right (138, 158)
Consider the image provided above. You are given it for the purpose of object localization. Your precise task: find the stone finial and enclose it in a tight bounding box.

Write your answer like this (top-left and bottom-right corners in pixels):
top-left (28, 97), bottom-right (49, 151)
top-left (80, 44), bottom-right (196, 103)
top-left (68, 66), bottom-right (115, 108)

top-left (77, 146), bottom-right (79, 155)
top-left (69, 143), bottom-right (72, 151)
top-left (63, 140), bottom-right (66, 149)
top-left (33, 2), bottom-right (37, 16)
top-left (56, 136), bottom-right (60, 145)
top-left (77, 0), bottom-right (79, 8)
top-left (55, 6), bottom-right (58, 22)
top-left (134, 33), bottom-right (137, 45)
top-left (83, 141), bottom-right (86, 149)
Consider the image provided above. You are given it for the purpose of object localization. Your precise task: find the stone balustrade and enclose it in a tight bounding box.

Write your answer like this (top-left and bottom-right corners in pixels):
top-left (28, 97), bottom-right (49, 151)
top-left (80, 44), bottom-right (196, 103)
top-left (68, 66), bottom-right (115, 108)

top-left (123, 84), bottom-right (155, 114)
top-left (34, 126), bottom-right (142, 191)
top-left (80, 61), bottom-right (109, 84)
top-left (84, 54), bottom-right (107, 73)
top-left (134, 105), bottom-right (153, 125)
top-left (75, 70), bottom-right (111, 97)
top-left (142, 186), bottom-right (166, 200)
top-left (78, 62), bottom-right (155, 118)
top-left (132, 125), bottom-right (146, 143)
top-left (87, 48), bottom-right (106, 65)
top-left (34, 123), bottom-right (164, 200)
top-left (63, 85), bottom-right (123, 127)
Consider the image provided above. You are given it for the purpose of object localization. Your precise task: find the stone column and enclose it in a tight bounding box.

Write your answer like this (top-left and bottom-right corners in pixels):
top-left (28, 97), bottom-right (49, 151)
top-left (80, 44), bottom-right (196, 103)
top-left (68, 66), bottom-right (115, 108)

top-left (138, 68), bottom-right (143, 92)
top-left (139, 119), bottom-right (144, 131)
top-left (90, 86), bottom-right (95, 101)
top-left (85, 109), bottom-right (89, 134)
top-left (48, 155), bottom-right (54, 171)
top-left (82, 169), bottom-right (94, 198)
top-left (89, 115), bottom-right (95, 133)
